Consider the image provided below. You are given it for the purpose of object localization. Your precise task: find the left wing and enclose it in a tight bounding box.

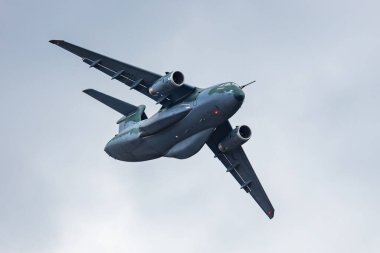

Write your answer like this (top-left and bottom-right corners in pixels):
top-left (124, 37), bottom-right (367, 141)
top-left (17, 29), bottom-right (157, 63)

top-left (49, 40), bottom-right (195, 106)
top-left (206, 121), bottom-right (275, 219)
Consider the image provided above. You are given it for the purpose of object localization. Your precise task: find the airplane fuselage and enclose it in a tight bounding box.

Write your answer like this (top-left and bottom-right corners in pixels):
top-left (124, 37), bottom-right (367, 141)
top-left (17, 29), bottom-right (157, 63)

top-left (105, 82), bottom-right (245, 161)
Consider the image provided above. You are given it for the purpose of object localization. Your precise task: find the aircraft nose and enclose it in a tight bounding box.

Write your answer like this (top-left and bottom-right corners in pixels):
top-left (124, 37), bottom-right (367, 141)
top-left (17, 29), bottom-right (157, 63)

top-left (233, 86), bottom-right (245, 102)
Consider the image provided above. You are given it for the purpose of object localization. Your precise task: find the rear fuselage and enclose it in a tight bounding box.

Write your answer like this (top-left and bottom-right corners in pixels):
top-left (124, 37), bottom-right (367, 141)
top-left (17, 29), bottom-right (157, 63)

top-left (104, 82), bottom-right (245, 161)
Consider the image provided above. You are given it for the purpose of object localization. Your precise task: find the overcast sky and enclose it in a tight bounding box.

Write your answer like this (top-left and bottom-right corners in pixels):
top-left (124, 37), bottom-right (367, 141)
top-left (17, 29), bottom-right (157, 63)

top-left (1, 0), bottom-right (379, 252)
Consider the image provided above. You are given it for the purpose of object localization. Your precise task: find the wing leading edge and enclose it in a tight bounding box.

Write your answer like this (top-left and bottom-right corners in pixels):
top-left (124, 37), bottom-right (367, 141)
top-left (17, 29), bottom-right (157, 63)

top-left (206, 121), bottom-right (275, 219)
top-left (49, 40), bottom-right (195, 106)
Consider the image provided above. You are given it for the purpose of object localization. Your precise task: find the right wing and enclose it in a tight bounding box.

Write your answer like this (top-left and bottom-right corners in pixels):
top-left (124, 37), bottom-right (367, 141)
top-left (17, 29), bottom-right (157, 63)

top-left (206, 121), bottom-right (275, 219)
top-left (50, 40), bottom-right (195, 106)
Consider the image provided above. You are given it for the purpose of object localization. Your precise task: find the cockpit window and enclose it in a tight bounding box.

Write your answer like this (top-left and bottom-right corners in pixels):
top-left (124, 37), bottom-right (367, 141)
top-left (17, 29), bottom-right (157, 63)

top-left (218, 82), bottom-right (232, 87)
top-left (208, 82), bottom-right (237, 95)
top-left (216, 82), bottom-right (235, 92)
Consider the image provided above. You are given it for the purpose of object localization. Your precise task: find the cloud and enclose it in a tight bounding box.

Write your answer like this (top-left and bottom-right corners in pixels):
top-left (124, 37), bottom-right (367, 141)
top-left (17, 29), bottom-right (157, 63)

top-left (0, 0), bottom-right (379, 252)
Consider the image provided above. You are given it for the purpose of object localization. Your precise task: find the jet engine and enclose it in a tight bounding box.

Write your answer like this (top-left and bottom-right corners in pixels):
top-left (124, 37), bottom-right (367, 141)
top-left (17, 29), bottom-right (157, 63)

top-left (218, 125), bottom-right (251, 152)
top-left (149, 71), bottom-right (184, 96)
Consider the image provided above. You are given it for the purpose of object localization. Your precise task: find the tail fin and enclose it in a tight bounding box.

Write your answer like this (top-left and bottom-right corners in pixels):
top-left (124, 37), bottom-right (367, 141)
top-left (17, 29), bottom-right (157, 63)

top-left (83, 89), bottom-right (147, 132)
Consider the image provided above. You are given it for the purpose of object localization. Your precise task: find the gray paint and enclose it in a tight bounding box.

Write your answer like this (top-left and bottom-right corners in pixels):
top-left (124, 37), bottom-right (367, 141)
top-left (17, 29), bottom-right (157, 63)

top-left (164, 128), bottom-right (214, 159)
top-left (139, 105), bottom-right (192, 137)
top-left (104, 82), bottom-right (244, 162)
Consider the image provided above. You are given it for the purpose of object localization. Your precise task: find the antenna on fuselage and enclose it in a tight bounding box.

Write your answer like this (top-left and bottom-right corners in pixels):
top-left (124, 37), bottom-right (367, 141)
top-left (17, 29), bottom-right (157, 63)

top-left (240, 80), bottom-right (256, 89)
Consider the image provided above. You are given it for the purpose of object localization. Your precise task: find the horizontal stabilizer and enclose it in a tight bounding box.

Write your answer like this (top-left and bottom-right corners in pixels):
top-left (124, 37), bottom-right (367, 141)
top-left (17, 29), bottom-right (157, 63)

top-left (83, 89), bottom-right (138, 116)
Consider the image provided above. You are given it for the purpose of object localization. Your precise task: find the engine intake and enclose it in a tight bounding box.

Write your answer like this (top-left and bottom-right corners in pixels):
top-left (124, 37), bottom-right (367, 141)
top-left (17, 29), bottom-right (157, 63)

top-left (218, 125), bottom-right (251, 152)
top-left (149, 71), bottom-right (184, 96)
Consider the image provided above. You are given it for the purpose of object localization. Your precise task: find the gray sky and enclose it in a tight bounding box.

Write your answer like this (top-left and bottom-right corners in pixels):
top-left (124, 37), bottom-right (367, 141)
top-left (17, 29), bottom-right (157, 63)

top-left (1, 0), bottom-right (379, 252)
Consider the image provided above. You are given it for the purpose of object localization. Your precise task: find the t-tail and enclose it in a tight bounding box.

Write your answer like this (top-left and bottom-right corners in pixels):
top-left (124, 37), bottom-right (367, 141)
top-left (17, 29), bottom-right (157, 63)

top-left (83, 89), bottom-right (147, 132)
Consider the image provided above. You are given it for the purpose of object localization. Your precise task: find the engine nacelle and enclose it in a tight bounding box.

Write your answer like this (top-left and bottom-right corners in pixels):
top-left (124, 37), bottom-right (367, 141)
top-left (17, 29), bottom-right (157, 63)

top-left (149, 71), bottom-right (184, 96)
top-left (218, 125), bottom-right (252, 152)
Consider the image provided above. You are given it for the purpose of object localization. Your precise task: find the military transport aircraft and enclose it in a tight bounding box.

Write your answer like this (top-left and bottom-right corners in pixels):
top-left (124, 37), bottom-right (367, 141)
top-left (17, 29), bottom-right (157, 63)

top-left (50, 40), bottom-right (275, 219)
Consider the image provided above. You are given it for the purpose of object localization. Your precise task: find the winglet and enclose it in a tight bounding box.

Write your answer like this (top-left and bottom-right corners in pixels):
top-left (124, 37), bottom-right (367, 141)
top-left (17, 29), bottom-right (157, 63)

top-left (49, 40), bottom-right (64, 45)
top-left (267, 209), bottom-right (275, 219)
